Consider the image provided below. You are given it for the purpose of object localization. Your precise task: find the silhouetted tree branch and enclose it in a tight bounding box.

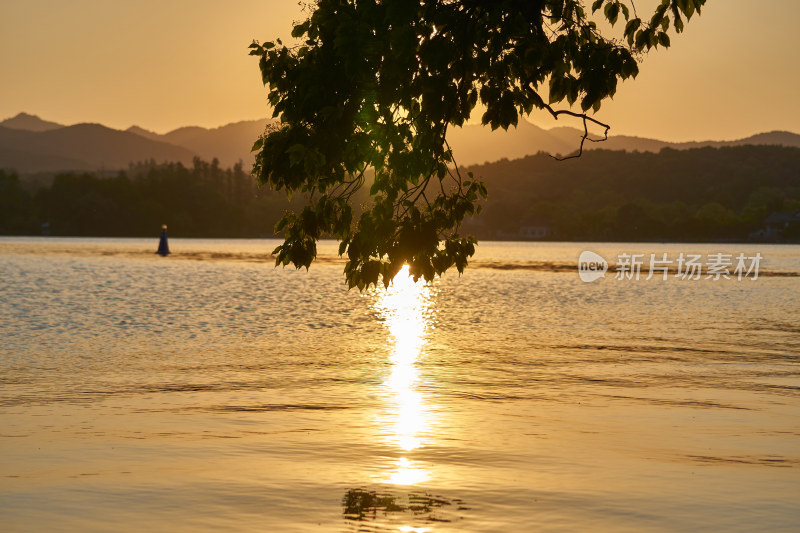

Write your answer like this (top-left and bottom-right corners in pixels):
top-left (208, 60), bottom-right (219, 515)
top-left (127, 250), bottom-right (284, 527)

top-left (250, 0), bottom-right (707, 288)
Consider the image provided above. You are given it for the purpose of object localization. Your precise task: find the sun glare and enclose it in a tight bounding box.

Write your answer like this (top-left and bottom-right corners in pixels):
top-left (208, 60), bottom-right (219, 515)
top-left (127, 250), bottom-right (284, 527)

top-left (398, 526), bottom-right (430, 533)
top-left (370, 265), bottom-right (436, 483)
top-left (387, 457), bottom-right (430, 486)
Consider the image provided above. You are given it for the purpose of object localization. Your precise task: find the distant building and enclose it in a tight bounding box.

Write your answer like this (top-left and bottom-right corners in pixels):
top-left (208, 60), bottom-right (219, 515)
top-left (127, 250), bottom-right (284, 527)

top-left (752, 210), bottom-right (800, 240)
top-left (518, 225), bottom-right (553, 240)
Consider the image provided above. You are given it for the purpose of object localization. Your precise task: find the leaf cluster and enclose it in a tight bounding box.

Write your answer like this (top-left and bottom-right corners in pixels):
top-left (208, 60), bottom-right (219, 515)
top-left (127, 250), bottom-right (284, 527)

top-left (250, 0), bottom-right (705, 288)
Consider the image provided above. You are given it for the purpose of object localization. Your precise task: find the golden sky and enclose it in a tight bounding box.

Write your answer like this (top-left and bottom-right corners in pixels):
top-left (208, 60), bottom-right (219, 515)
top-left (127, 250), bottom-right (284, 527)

top-left (1, 0), bottom-right (797, 141)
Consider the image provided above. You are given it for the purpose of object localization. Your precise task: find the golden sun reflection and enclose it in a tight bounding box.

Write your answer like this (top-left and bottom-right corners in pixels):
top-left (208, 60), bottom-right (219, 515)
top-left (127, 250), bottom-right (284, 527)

top-left (387, 457), bottom-right (430, 485)
top-left (370, 265), bottom-right (436, 485)
top-left (398, 526), bottom-right (430, 533)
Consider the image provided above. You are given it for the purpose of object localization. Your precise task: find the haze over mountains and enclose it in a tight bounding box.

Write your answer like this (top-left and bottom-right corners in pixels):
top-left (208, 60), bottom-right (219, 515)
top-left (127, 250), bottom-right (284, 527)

top-left (2, 112), bottom-right (799, 174)
top-left (0, 121), bottom-right (196, 173)
top-left (123, 120), bottom-right (268, 168)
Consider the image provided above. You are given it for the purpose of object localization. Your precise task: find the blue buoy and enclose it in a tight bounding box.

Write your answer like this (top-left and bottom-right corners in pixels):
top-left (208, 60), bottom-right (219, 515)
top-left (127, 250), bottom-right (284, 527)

top-left (156, 224), bottom-right (170, 256)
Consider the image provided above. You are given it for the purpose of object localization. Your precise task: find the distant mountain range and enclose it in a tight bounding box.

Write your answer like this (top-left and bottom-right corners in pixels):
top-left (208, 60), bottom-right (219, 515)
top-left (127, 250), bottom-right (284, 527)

top-left (2, 112), bottom-right (799, 174)
top-left (123, 119), bottom-right (268, 168)
top-left (0, 113), bottom-right (266, 173)
top-left (447, 121), bottom-right (800, 164)
top-left (0, 121), bottom-right (196, 174)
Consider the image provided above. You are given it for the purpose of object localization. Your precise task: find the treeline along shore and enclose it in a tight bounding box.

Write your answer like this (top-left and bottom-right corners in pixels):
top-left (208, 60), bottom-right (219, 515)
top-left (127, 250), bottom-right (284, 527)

top-left (1, 145), bottom-right (799, 242)
top-left (1, 158), bottom-right (298, 238)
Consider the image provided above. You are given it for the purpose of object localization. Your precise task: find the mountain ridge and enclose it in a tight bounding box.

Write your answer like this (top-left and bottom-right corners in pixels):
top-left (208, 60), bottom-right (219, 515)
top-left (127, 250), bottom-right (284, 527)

top-left (0, 112), bottom-right (65, 132)
top-left (2, 111), bottom-right (799, 174)
top-left (0, 123), bottom-right (195, 173)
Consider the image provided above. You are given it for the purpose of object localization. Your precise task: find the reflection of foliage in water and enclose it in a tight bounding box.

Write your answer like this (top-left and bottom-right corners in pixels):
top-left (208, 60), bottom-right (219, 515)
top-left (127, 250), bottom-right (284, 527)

top-left (343, 488), bottom-right (469, 528)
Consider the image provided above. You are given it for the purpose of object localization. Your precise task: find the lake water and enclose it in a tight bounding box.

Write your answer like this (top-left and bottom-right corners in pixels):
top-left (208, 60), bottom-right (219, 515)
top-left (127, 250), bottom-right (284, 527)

top-left (1, 237), bottom-right (799, 532)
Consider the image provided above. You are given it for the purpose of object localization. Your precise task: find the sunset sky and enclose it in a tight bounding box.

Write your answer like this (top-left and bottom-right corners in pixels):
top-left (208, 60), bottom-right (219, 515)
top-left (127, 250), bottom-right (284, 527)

top-left (1, 0), bottom-right (797, 141)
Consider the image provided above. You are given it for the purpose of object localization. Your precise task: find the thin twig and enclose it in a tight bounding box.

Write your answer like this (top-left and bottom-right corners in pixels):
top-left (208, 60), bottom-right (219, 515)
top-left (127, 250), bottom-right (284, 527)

top-left (525, 85), bottom-right (611, 160)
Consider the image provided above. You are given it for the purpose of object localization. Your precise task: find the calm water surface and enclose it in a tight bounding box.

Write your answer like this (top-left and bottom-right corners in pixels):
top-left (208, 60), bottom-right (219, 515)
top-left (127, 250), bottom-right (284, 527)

top-left (1, 238), bottom-right (799, 532)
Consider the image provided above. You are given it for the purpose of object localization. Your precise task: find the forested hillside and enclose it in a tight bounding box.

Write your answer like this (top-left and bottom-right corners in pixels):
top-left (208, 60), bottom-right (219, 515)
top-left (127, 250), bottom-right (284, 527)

top-left (2, 145), bottom-right (798, 242)
top-left (464, 145), bottom-right (800, 241)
